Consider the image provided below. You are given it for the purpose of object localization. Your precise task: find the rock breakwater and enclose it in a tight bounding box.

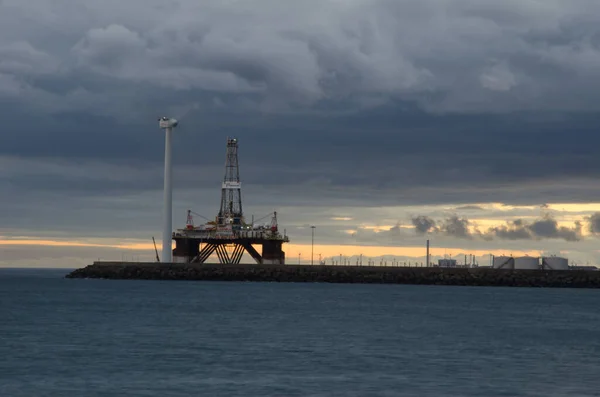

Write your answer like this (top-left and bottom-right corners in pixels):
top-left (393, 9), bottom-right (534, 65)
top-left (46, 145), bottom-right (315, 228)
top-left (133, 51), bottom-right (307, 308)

top-left (65, 262), bottom-right (600, 288)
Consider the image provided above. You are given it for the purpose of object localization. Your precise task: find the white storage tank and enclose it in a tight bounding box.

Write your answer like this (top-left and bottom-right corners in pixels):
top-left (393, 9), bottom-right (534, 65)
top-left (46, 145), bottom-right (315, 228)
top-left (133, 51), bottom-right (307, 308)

top-left (514, 256), bottom-right (540, 270)
top-left (542, 257), bottom-right (569, 270)
top-left (493, 256), bottom-right (514, 269)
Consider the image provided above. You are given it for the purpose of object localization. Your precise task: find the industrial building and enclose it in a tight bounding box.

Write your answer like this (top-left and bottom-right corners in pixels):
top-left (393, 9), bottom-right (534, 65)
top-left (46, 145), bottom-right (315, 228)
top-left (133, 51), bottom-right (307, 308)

top-left (438, 259), bottom-right (457, 268)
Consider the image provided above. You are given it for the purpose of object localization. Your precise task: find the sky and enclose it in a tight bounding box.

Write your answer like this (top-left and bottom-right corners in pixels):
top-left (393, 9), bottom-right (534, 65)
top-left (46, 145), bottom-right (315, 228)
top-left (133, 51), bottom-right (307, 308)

top-left (3, 0), bottom-right (600, 267)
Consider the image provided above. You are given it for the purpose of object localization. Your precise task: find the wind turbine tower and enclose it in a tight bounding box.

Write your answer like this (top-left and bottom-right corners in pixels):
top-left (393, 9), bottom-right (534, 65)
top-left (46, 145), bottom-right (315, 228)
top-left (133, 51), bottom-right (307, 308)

top-left (159, 116), bottom-right (179, 262)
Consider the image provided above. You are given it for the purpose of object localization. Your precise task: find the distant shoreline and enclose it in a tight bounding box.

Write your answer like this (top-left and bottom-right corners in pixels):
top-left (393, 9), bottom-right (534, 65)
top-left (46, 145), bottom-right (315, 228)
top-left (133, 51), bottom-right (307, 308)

top-left (65, 262), bottom-right (600, 289)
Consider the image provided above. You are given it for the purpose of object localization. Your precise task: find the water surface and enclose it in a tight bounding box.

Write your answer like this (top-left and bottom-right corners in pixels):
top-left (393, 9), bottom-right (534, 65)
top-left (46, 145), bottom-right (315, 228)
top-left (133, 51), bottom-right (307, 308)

top-left (1, 268), bottom-right (599, 396)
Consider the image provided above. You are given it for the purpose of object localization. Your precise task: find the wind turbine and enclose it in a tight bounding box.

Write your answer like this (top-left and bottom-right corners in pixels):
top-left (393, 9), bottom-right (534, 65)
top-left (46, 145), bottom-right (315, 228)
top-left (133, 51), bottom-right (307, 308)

top-left (159, 116), bottom-right (179, 263)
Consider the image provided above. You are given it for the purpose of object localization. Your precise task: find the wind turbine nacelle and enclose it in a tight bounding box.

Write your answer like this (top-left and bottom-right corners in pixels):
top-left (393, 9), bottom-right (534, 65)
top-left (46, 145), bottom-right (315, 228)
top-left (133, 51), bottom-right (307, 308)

top-left (159, 117), bottom-right (179, 129)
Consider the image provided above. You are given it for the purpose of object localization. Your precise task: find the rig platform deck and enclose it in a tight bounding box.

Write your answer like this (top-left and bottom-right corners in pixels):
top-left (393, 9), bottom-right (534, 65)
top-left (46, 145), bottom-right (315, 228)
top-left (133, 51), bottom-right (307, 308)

top-left (172, 224), bottom-right (289, 264)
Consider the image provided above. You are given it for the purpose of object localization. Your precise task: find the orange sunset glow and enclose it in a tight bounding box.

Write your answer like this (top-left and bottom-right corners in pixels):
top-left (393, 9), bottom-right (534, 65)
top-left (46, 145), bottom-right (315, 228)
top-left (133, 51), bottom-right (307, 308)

top-left (0, 237), bottom-right (541, 263)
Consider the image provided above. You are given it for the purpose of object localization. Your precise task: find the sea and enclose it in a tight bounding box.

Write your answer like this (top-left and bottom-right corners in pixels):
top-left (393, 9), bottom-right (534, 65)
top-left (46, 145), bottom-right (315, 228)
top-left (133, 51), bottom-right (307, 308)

top-left (1, 268), bottom-right (600, 397)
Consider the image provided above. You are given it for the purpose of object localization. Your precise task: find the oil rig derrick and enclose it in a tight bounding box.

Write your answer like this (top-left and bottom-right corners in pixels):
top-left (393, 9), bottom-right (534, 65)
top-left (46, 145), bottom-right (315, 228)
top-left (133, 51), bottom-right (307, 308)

top-left (172, 137), bottom-right (289, 264)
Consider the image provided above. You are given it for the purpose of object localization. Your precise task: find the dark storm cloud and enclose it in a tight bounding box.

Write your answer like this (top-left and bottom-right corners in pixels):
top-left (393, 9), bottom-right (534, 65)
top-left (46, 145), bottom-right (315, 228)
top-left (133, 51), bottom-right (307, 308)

top-left (3, 1), bottom-right (600, 112)
top-left (4, 0), bottom-right (600, 242)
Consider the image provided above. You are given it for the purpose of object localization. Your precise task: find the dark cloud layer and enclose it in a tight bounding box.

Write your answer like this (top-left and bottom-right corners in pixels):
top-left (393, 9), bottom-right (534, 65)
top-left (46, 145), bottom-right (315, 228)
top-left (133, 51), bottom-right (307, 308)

top-left (4, 1), bottom-right (600, 266)
top-left (2, 1), bottom-right (600, 199)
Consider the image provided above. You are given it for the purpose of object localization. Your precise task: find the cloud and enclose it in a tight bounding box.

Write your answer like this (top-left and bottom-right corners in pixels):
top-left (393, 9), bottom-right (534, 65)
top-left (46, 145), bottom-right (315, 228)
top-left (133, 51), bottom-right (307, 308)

top-left (2, 0), bottom-right (600, 115)
top-left (412, 213), bottom-right (583, 242)
top-left (348, 222), bottom-right (405, 244)
top-left (412, 216), bottom-right (437, 234)
top-left (528, 217), bottom-right (581, 241)
top-left (72, 24), bottom-right (147, 73)
top-left (487, 219), bottom-right (534, 241)
top-left (587, 213), bottom-right (600, 234)
top-left (487, 217), bottom-right (582, 242)
top-left (455, 205), bottom-right (485, 211)
top-left (331, 217), bottom-right (353, 221)
top-left (479, 61), bottom-right (517, 92)
top-left (440, 215), bottom-right (473, 239)
top-left (4, 0), bottom-right (600, 266)
top-left (411, 214), bottom-right (473, 239)
top-left (0, 41), bottom-right (58, 77)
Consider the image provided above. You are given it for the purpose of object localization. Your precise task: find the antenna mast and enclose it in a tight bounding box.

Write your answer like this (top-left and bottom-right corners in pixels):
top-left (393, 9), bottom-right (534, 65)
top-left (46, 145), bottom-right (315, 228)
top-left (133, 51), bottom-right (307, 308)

top-left (218, 137), bottom-right (243, 226)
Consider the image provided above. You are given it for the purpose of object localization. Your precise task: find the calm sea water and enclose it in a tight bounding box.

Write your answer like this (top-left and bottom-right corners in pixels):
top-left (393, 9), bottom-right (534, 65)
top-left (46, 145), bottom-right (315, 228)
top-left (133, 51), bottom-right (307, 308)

top-left (1, 268), bottom-right (600, 396)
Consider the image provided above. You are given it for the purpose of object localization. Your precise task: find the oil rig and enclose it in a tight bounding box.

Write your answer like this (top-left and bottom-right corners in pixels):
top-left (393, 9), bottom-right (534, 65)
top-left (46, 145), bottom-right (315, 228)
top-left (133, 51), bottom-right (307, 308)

top-left (171, 137), bottom-right (289, 264)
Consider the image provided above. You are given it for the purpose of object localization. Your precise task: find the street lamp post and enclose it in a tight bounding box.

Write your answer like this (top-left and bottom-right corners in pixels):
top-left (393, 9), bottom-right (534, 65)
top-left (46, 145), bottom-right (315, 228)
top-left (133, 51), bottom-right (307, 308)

top-left (310, 226), bottom-right (316, 265)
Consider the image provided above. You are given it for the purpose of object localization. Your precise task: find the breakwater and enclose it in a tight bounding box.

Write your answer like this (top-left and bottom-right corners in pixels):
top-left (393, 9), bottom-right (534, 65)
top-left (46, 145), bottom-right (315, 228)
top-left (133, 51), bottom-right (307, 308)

top-left (65, 262), bottom-right (600, 288)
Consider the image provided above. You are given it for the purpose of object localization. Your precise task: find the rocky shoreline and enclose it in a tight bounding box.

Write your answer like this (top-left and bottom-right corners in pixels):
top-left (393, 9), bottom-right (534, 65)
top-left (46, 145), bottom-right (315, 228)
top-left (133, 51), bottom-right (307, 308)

top-left (65, 262), bottom-right (600, 288)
